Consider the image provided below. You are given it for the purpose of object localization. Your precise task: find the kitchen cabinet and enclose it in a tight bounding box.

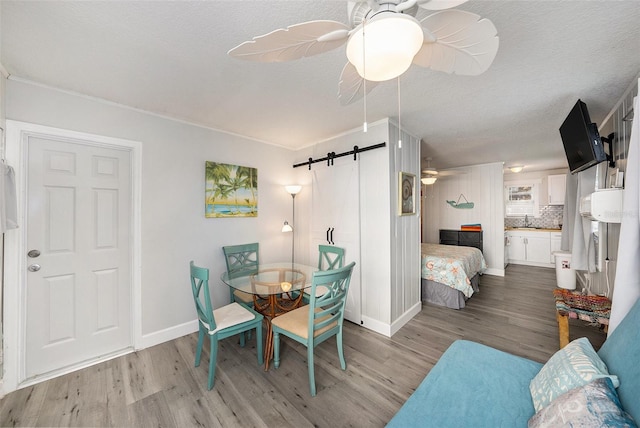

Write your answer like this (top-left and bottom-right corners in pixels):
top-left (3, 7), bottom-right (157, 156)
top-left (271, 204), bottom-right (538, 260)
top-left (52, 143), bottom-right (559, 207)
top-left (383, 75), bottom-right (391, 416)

top-left (526, 235), bottom-right (552, 263)
top-left (506, 230), bottom-right (553, 267)
top-left (507, 233), bottom-right (526, 261)
top-left (550, 232), bottom-right (562, 263)
top-left (548, 174), bottom-right (566, 205)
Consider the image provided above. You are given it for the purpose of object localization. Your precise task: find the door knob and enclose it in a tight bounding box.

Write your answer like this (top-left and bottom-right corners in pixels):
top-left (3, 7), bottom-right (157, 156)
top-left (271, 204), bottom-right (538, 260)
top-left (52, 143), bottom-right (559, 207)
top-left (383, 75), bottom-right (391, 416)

top-left (27, 249), bottom-right (41, 258)
top-left (28, 264), bottom-right (41, 272)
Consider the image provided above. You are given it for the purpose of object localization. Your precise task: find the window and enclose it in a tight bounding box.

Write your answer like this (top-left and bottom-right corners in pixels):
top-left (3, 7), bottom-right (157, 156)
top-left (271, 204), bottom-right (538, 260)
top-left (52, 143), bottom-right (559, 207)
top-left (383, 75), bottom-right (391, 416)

top-left (505, 181), bottom-right (540, 217)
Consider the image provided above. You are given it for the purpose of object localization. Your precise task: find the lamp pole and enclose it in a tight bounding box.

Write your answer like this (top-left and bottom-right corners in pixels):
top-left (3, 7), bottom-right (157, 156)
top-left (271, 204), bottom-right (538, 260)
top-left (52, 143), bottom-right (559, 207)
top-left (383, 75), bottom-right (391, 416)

top-left (285, 185), bottom-right (302, 265)
top-left (291, 192), bottom-right (296, 265)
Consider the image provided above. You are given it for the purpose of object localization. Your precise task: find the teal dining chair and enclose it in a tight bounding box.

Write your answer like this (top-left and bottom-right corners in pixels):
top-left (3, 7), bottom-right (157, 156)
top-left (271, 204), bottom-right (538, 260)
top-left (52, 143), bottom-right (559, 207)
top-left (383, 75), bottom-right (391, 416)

top-left (222, 242), bottom-right (259, 307)
top-left (272, 262), bottom-right (356, 396)
top-left (190, 261), bottom-right (264, 390)
top-left (303, 245), bottom-right (345, 303)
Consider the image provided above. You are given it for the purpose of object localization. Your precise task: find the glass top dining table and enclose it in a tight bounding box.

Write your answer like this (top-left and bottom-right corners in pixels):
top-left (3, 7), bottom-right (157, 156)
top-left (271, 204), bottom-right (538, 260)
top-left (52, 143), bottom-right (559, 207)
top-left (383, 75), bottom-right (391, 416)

top-left (220, 262), bottom-right (317, 296)
top-left (220, 262), bottom-right (318, 370)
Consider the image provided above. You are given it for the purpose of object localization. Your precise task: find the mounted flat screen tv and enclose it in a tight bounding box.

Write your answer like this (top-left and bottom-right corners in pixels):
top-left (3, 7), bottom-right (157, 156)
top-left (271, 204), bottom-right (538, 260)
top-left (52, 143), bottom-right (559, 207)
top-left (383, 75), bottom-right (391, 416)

top-left (559, 99), bottom-right (607, 174)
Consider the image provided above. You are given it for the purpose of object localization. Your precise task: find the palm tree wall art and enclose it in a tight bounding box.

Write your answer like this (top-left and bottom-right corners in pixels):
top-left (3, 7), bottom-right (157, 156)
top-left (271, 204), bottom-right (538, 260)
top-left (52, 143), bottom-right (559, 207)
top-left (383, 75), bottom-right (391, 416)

top-left (205, 162), bottom-right (258, 218)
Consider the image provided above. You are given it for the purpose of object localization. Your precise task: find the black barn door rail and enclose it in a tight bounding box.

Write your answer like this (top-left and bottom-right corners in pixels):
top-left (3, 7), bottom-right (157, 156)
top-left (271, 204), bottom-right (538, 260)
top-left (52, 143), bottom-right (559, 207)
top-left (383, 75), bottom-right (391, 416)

top-left (293, 142), bottom-right (386, 170)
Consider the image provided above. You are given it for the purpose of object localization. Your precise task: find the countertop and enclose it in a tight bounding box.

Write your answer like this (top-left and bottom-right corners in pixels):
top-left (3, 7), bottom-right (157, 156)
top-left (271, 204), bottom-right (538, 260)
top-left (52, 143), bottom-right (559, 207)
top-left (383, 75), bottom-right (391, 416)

top-left (505, 227), bottom-right (562, 232)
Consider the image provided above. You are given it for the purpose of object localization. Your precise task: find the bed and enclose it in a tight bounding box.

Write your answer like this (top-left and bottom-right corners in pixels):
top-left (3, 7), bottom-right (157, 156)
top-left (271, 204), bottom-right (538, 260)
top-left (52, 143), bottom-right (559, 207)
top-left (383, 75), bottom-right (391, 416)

top-left (421, 243), bottom-right (487, 309)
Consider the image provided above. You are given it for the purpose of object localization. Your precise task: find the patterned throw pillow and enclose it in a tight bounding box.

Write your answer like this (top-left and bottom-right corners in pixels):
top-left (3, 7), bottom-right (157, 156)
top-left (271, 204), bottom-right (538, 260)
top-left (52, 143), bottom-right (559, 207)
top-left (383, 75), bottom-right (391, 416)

top-left (528, 378), bottom-right (637, 428)
top-left (529, 337), bottom-right (619, 412)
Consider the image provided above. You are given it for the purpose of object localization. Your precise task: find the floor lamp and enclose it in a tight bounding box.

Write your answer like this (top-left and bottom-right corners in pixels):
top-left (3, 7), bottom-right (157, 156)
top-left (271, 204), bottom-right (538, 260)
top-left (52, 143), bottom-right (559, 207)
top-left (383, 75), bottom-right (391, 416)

top-left (282, 185), bottom-right (302, 264)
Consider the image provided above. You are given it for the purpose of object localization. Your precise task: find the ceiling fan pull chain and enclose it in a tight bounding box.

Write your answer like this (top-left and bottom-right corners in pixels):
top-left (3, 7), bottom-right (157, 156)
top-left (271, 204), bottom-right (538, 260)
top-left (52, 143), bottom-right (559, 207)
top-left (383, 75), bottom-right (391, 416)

top-left (398, 76), bottom-right (402, 148)
top-left (362, 17), bottom-right (368, 133)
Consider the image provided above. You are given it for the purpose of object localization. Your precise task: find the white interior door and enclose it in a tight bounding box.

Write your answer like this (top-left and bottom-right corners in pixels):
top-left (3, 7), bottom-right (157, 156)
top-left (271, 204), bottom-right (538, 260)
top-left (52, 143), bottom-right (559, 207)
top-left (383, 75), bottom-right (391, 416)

top-left (24, 135), bottom-right (133, 379)
top-left (310, 158), bottom-right (361, 324)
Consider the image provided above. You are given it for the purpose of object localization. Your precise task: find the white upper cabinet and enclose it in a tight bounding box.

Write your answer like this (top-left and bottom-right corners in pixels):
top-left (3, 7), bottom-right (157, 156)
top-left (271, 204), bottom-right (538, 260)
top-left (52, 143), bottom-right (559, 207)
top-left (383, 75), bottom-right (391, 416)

top-left (548, 174), bottom-right (566, 205)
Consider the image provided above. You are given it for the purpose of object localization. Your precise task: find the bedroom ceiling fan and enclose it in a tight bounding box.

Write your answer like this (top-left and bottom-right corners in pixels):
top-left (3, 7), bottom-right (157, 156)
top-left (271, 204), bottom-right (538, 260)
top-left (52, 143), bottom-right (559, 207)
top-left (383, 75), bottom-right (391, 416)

top-left (228, 0), bottom-right (499, 105)
top-left (421, 157), bottom-right (466, 184)
top-left (421, 157), bottom-right (439, 184)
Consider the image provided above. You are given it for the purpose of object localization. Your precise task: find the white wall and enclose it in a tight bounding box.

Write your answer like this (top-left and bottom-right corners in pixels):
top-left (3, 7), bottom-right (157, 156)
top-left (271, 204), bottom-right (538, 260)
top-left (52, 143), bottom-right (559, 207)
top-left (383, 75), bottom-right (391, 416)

top-left (423, 162), bottom-right (505, 276)
top-left (0, 4), bottom-right (5, 381)
top-left (5, 78), bottom-right (298, 342)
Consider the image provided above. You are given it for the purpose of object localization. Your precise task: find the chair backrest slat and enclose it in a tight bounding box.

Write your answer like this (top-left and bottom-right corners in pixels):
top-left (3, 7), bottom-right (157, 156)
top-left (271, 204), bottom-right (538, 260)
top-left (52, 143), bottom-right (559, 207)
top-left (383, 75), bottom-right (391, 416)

top-left (307, 262), bottom-right (356, 337)
top-left (223, 243), bottom-right (259, 279)
top-left (318, 245), bottom-right (345, 271)
top-left (190, 261), bottom-right (217, 331)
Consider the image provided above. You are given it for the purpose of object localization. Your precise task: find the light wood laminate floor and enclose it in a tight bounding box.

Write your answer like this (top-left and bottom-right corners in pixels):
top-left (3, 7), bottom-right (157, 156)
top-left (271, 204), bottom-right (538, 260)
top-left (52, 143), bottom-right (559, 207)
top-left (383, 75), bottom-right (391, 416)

top-left (0, 264), bottom-right (606, 427)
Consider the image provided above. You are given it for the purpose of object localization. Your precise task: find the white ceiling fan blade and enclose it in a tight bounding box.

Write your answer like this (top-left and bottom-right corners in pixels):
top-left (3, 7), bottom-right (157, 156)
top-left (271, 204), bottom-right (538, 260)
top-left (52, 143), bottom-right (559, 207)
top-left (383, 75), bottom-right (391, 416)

top-left (228, 20), bottom-right (350, 62)
top-left (413, 10), bottom-right (499, 76)
top-left (439, 169), bottom-right (467, 176)
top-left (417, 0), bottom-right (469, 11)
top-left (338, 62), bottom-right (378, 106)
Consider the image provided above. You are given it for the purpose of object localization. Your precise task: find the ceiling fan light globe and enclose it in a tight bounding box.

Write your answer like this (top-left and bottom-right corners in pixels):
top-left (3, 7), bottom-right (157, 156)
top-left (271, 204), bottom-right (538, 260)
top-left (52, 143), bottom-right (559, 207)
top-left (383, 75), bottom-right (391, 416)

top-left (421, 176), bottom-right (437, 185)
top-left (346, 13), bottom-right (424, 82)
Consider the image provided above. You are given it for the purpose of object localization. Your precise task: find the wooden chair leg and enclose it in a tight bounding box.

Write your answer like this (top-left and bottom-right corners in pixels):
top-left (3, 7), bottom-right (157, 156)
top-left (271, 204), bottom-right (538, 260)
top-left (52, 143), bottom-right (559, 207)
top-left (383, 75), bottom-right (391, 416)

top-left (337, 330), bottom-right (346, 370)
top-left (557, 311), bottom-right (569, 349)
top-left (308, 346), bottom-right (316, 396)
top-left (208, 338), bottom-right (218, 390)
top-left (195, 328), bottom-right (205, 367)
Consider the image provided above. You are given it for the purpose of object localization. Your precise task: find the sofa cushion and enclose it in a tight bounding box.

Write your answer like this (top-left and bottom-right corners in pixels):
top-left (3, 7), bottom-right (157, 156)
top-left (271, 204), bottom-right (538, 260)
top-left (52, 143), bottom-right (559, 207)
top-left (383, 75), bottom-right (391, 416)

top-left (528, 378), bottom-right (637, 428)
top-left (529, 337), bottom-right (619, 412)
top-left (386, 340), bottom-right (543, 428)
top-left (598, 297), bottom-right (640, 424)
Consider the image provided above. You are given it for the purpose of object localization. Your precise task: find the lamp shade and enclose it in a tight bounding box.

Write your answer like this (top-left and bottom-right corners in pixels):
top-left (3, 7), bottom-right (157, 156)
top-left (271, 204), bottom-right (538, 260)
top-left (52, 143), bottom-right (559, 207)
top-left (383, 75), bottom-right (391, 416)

top-left (509, 166), bottom-right (524, 173)
top-left (285, 185), bottom-right (302, 195)
top-left (421, 176), bottom-right (437, 185)
top-left (346, 13), bottom-right (424, 82)
top-left (282, 221), bottom-right (293, 232)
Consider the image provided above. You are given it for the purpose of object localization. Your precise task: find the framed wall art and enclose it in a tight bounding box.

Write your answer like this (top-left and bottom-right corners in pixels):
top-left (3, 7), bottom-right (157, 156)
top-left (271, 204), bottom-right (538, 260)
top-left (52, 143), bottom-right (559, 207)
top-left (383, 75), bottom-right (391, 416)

top-left (205, 162), bottom-right (258, 218)
top-left (398, 171), bottom-right (416, 216)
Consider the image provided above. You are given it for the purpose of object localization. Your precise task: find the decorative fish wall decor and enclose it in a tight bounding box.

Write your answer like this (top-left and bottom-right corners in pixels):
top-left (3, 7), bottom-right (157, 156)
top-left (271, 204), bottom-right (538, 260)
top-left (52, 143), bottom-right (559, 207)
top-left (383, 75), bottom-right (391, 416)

top-left (447, 194), bottom-right (474, 209)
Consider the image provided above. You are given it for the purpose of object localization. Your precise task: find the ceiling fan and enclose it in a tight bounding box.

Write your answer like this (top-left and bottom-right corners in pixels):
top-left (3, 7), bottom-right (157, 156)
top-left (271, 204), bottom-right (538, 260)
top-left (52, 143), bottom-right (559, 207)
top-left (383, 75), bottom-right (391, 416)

top-left (421, 157), bottom-right (439, 184)
top-left (421, 157), bottom-right (466, 184)
top-left (228, 0), bottom-right (499, 105)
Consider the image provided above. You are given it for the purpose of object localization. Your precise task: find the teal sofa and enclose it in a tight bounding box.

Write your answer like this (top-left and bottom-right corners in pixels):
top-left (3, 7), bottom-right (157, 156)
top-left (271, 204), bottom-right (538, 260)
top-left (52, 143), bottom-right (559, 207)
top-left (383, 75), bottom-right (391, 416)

top-left (387, 298), bottom-right (640, 427)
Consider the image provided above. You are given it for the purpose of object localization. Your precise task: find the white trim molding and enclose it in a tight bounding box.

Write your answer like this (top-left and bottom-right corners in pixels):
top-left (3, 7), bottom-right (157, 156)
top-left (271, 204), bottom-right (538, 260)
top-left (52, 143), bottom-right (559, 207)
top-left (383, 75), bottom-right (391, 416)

top-left (361, 301), bottom-right (421, 338)
top-left (2, 120), bottom-right (143, 394)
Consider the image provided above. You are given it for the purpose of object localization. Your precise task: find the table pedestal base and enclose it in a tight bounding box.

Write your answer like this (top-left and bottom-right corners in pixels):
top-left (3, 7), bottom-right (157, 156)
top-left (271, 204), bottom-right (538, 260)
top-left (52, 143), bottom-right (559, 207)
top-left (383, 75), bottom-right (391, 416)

top-left (255, 292), bottom-right (304, 370)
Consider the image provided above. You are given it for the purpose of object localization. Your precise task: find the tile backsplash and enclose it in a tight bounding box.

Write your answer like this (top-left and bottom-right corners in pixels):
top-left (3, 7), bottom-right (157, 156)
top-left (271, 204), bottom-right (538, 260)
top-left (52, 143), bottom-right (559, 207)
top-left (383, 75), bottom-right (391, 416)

top-left (504, 205), bottom-right (564, 229)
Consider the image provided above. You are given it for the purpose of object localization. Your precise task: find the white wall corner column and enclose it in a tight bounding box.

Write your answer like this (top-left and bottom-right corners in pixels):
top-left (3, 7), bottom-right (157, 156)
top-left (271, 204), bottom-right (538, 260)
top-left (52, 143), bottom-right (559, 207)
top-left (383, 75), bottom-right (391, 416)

top-left (387, 120), bottom-right (421, 332)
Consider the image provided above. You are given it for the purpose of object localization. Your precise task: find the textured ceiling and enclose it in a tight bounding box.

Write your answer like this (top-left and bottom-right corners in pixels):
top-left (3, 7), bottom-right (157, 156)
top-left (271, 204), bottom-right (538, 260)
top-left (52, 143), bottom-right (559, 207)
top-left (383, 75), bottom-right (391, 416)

top-left (2, 1), bottom-right (639, 172)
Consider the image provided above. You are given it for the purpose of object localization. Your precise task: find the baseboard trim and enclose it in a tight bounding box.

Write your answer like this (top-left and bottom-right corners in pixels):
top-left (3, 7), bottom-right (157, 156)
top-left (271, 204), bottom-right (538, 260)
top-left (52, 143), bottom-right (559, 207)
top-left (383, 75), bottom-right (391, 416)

top-left (391, 301), bottom-right (422, 336)
top-left (140, 319), bottom-right (199, 349)
top-left (484, 267), bottom-right (505, 277)
top-left (361, 301), bottom-right (422, 338)
top-left (508, 260), bottom-right (554, 269)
